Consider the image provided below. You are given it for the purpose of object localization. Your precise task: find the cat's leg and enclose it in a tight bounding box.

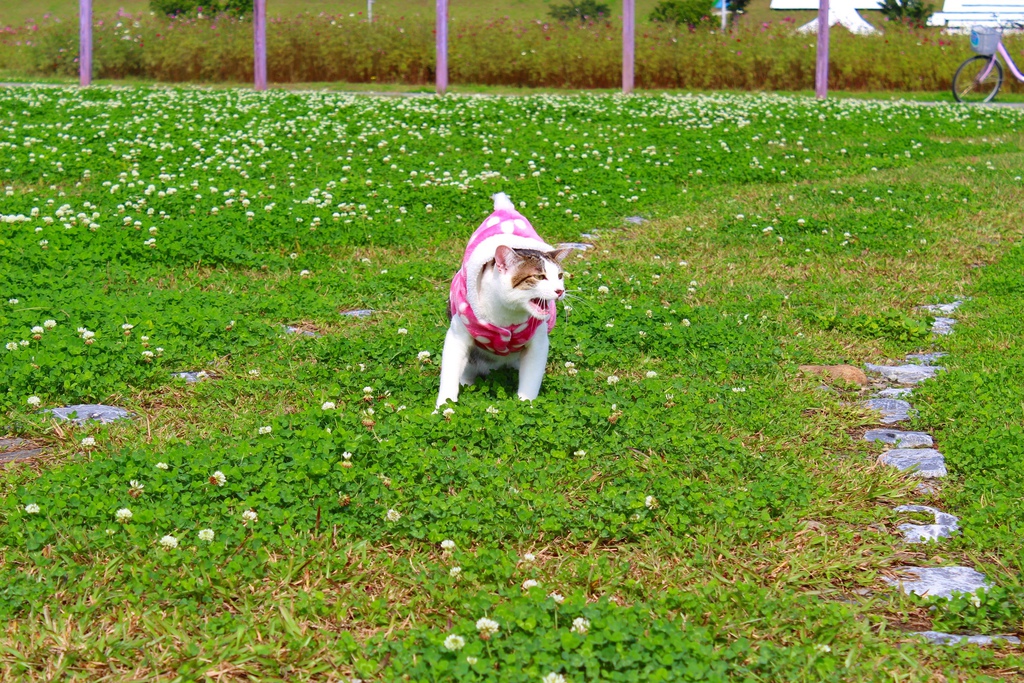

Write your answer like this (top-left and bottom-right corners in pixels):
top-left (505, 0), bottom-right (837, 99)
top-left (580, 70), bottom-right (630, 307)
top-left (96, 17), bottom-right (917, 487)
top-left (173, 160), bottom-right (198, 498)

top-left (516, 326), bottom-right (549, 401)
top-left (437, 320), bottom-right (473, 408)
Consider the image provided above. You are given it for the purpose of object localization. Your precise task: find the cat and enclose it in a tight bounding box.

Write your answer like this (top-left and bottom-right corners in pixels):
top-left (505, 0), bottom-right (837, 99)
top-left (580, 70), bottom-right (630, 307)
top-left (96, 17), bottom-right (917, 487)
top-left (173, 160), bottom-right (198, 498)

top-left (436, 192), bottom-right (571, 408)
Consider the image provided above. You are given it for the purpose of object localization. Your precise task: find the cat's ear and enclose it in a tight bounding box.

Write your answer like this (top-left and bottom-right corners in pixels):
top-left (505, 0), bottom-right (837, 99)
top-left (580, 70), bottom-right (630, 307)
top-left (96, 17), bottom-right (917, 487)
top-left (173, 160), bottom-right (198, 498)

top-left (547, 247), bottom-right (574, 264)
top-left (494, 245), bottom-right (521, 273)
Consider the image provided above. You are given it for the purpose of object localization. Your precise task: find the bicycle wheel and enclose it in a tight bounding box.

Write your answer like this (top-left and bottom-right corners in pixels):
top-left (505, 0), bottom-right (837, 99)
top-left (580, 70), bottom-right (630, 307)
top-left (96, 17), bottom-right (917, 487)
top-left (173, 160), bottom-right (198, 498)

top-left (952, 55), bottom-right (1003, 104)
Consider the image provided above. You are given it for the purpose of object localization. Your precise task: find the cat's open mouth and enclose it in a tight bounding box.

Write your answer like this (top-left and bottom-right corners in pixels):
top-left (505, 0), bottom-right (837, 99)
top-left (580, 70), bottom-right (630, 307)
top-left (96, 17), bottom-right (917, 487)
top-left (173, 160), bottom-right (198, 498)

top-left (527, 298), bottom-right (551, 319)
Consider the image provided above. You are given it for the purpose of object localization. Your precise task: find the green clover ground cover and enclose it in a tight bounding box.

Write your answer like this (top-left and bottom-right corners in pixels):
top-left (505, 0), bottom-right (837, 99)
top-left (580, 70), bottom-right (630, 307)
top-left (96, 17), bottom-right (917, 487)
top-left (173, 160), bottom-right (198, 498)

top-left (1, 88), bottom-right (1023, 680)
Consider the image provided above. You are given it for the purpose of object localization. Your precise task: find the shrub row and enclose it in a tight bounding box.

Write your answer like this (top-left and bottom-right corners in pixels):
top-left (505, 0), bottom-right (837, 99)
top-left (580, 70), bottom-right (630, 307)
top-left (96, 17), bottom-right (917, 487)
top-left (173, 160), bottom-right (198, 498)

top-left (2, 12), bottom-right (1022, 91)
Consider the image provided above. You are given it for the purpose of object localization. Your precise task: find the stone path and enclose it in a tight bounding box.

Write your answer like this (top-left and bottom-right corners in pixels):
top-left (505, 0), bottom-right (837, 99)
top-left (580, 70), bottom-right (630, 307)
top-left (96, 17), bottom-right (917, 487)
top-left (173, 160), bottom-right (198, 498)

top-left (46, 404), bottom-right (131, 425)
top-left (0, 438), bottom-right (44, 465)
top-left (858, 301), bottom-right (1016, 645)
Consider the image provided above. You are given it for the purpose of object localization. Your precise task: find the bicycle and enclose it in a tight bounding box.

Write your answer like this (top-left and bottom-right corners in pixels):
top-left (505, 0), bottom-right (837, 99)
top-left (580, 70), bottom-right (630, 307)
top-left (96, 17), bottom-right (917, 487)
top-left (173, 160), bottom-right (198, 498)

top-left (952, 23), bottom-right (1024, 104)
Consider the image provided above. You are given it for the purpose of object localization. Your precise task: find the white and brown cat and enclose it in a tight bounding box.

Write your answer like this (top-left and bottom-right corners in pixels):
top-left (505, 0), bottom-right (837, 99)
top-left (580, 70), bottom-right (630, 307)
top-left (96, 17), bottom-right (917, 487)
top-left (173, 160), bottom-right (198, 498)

top-left (436, 193), bottom-right (571, 408)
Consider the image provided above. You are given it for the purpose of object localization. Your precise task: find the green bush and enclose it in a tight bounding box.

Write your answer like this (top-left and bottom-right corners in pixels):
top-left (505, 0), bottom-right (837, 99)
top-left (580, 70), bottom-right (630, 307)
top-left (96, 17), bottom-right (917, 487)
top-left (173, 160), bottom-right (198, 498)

top-left (547, 0), bottom-right (610, 22)
top-left (150, 0), bottom-right (250, 18)
top-left (878, 0), bottom-right (936, 27)
top-left (649, 0), bottom-right (716, 27)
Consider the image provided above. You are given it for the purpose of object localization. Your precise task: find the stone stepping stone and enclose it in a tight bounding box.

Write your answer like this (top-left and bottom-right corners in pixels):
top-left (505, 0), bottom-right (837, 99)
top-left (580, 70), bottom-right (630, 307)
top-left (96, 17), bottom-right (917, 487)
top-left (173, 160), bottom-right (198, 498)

top-left (284, 326), bottom-right (320, 337)
top-left (865, 363), bottom-right (941, 385)
top-left (46, 404), bottom-right (131, 425)
top-left (919, 301), bottom-right (964, 315)
top-left (931, 317), bottom-right (957, 336)
top-left (558, 242), bottom-right (593, 251)
top-left (894, 504), bottom-right (959, 543)
top-left (862, 398), bottom-right (915, 424)
top-left (341, 309), bottom-right (374, 318)
top-left (906, 352), bottom-right (947, 365)
top-left (913, 631), bottom-right (1020, 646)
top-left (172, 371), bottom-right (208, 383)
top-left (0, 437), bottom-right (44, 464)
top-left (876, 387), bottom-right (914, 399)
top-left (624, 216), bottom-right (647, 225)
top-left (864, 429), bottom-right (933, 448)
top-left (880, 448), bottom-right (947, 478)
top-left (884, 566), bottom-right (991, 599)
top-left (580, 233), bottom-right (599, 239)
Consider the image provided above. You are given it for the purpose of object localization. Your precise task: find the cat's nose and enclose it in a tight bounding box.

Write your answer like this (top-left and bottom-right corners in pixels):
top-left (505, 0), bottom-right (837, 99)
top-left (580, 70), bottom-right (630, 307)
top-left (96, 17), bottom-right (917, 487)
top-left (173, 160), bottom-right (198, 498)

top-left (555, 289), bottom-right (565, 298)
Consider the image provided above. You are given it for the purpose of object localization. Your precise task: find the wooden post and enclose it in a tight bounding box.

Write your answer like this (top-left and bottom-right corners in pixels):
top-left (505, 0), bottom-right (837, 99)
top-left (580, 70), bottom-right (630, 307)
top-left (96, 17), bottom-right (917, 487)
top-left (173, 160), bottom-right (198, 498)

top-left (254, 0), bottom-right (267, 91)
top-left (622, 0), bottom-right (634, 94)
top-left (815, 0), bottom-right (829, 99)
top-left (79, 0), bottom-right (92, 87)
top-left (436, 0), bottom-right (448, 94)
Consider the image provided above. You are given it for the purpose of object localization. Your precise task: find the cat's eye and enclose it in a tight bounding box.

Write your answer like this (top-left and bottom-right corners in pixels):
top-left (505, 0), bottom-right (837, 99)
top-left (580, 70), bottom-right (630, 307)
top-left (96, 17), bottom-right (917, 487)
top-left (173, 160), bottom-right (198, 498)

top-left (537, 274), bottom-right (547, 280)
top-left (558, 273), bottom-right (563, 279)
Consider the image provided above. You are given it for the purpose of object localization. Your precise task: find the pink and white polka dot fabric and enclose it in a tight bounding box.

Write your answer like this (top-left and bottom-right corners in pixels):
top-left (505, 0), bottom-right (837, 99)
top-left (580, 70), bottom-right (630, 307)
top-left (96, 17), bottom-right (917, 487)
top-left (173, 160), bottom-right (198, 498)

top-left (449, 208), bottom-right (557, 356)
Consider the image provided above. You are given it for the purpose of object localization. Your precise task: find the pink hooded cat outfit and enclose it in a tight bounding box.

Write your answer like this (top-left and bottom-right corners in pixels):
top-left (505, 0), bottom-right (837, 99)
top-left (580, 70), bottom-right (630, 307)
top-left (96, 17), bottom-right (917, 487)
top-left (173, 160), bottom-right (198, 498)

top-left (448, 207), bottom-right (557, 356)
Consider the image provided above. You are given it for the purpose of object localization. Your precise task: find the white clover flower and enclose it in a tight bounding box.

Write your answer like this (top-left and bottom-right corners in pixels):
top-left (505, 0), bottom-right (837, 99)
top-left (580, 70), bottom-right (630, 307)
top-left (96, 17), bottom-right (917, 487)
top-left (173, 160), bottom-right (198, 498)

top-left (443, 634), bottom-right (466, 651)
top-left (607, 375), bottom-right (619, 385)
top-left (248, 369), bottom-right (261, 376)
top-left (43, 320), bottom-right (57, 329)
top-left (475, 617), bottom-right (499, 637)
top-left (115, 508), bottom-right (133, 522)
top-left (129, 480), bottom-right (145, 495)
top-left (342, 451), bottom-right (353, 460)
top-left (466, 657), bottom-right (478, 665)
top-left (522, 579), bottom-right (539, 590)
top-left (548, 592), bottom-right (565, 604)
top-left (299, 269), bottom-right (311, 277)
top-left (645, 495), bottom-right (659, 510)
top-left (486, 405), bottom-right (499, 415)
top-left (574, 450), bottom-right (586, 457)
top-left (386, 508), bottom-right (401, 522)
top-left (541, 674), bottom-right (567, 683)
top-left (397, 328), bottom-right (408, 335)
top-left (5, 342), bottom-right (18, 351)
top-left (141, 350), bottom-right (154, 358)
top-left (122, 323), bottom-right (134, 331)
top-left (450, 566), bottom-right (462, 577)
top-left (26, 396), bottom-right (41, 406)
top-left (198, 528), bottom-right (215, 542)
top-left (159, 535), bottom-right (178, 549)
top-left (24, 503), bottom-right (40, 514)
top-left (155, 461), bottom-right (168, 470)
top-left (210, 471), bottom-right (226, 486)
top-left (242, 510), bottom-right (258, 524)
top-left (523, 552), bottom-right (536, 562)
top-left (815, 643), bottom-right (832, 653)
top-left (417, 351), bottom-right (431, 361)
top-left (682, 319), bottom-right (691, 327)
top-left (31, 326), bottom-right (44, 335)
top-left (732, 387), bottom-right (746, 393)
top-left (570, 617), bottom-right (590, 635)
top-left (441, 539), bottom-right (456, 550)
top-left (645, 371), bottom-right (658, 378)
top-left (8, 299), bottom-right (18, 304)
top-left (597, 285), bottom-right (609, 294)
top-left (322, 401), bottom-right (336, 410)
top-left (81, 437), bottom-right (96, 447)
top-left (442, 407), bottom-right (455, 418)
top-left (258, 425), bottom-right (272, 435)
top-left (970, 594), bottom-right (982, 608)
top-left (363, 386), bottom-right (373, 394)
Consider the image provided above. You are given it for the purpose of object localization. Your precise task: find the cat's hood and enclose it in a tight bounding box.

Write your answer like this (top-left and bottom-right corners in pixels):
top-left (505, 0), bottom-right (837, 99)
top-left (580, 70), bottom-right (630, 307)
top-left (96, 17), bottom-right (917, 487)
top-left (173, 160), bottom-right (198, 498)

top-left (460, 208), bottom-right (555, 314)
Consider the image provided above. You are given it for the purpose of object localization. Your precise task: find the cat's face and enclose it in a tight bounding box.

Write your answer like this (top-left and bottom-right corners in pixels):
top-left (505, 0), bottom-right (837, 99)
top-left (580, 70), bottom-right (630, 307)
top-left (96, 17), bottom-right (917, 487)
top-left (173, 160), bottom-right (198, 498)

top-left (493, 246), bottom-right (571, 320)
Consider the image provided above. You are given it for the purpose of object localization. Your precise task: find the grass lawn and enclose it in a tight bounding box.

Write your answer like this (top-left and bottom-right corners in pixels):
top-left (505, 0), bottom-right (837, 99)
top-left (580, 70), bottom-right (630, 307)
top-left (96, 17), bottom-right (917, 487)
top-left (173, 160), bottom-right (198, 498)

top-left (2, 86), bottom-right (1024, 680)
